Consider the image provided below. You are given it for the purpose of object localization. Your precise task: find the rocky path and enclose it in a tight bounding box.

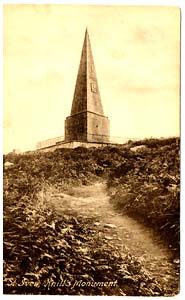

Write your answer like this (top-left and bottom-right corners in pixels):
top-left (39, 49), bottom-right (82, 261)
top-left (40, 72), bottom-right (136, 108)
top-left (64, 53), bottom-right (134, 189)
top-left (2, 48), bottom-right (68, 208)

top-left (45, 181), bottom-right (179, 294)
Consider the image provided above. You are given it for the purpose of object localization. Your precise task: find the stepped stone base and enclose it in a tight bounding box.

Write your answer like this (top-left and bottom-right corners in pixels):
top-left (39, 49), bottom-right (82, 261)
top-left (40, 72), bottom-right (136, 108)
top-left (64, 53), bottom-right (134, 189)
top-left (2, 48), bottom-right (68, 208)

top-left (37, 140), bottom-right (118, 152)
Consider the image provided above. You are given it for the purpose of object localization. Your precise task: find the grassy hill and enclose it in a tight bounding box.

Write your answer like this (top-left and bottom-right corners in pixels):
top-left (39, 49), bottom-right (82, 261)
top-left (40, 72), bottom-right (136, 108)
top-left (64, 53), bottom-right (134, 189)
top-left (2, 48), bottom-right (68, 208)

top-left (3, 137), bottom-right (180, 295)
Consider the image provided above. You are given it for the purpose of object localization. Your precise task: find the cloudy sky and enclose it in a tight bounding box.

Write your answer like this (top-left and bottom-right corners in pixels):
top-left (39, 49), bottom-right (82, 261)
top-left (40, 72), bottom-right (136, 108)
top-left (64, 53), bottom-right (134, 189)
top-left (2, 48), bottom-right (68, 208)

top-left (4, 4), bottom-right (180, 153)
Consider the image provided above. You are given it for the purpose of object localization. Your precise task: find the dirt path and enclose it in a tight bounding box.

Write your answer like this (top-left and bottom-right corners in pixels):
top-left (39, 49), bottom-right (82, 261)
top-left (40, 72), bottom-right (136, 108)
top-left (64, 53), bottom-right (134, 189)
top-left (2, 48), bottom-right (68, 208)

top-left (45, 181), bottom-right (179, 292)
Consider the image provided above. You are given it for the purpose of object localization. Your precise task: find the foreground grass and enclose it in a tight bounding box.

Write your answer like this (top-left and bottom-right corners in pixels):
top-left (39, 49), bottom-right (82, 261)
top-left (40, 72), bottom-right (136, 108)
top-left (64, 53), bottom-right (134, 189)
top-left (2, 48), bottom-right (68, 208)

top-left (4, 184), bottom-right (168, 296)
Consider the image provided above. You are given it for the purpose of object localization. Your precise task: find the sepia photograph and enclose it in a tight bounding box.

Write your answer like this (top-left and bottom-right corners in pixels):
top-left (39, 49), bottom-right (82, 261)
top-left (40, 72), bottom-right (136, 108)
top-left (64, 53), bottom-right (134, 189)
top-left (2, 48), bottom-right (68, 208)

top-left (3, 2), bottom-right (180, 296)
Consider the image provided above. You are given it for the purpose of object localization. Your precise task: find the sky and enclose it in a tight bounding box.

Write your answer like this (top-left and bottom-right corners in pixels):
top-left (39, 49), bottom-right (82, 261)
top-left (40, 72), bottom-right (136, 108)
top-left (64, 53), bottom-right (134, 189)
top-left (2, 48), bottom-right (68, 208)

top-left (3, 4), bottom-right (180, 153)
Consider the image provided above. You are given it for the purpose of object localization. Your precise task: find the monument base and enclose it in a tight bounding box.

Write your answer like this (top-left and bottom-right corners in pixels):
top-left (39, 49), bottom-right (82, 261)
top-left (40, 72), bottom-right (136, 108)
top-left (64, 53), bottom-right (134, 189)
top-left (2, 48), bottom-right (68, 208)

top-left (37, 140), bottom-right (118, 152)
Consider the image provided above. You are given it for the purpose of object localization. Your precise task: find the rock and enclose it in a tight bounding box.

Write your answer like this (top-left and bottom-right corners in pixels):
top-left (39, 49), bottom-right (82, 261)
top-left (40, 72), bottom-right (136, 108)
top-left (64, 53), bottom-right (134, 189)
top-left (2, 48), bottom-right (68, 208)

top-left (4, 161), bottom-right (14, 168)
top-left (104, 236), bottom-right (113, 240)
top-left (94, 222), bottom-right (100, 226)
top-left (173, 258), bottom-right (180, 264)
top-left (130, 145), bottom-right (146, 152)
top-left (104, 223), bottom-right (117, 229)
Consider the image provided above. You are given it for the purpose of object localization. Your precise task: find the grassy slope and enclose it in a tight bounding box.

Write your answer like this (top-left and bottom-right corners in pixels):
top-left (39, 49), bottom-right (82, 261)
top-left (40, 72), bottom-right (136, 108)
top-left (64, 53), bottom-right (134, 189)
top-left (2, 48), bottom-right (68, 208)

top-left (107, 138), bottom-right (180, 254)
top-left (3, 138), bottom-right (180, 295)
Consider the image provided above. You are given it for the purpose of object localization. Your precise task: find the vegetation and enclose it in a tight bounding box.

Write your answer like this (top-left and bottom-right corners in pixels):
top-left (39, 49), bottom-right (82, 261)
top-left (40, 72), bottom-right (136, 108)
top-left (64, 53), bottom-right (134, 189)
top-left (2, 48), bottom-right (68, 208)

top-left (3, 137), bottom-right (180, 295)
top-left (107, 137), bottom-right (180, 254)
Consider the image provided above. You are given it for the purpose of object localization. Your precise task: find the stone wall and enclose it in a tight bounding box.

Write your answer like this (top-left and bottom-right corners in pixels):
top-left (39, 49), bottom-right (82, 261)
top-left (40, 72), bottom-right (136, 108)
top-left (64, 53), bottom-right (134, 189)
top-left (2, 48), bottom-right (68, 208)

top-left (37, 140), bottom-right (117, 152)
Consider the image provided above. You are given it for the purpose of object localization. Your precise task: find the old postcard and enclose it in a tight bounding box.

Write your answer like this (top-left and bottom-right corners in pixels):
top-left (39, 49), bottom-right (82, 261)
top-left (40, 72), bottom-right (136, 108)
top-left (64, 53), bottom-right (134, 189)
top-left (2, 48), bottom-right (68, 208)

top-left (3, 3), bottom-right (180, 296)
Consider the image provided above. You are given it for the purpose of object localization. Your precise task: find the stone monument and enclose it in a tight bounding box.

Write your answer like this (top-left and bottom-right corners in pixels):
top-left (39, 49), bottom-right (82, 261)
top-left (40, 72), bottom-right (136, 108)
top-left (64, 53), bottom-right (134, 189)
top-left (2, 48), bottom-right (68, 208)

top-left (65, 29), bottom-right (110, 143)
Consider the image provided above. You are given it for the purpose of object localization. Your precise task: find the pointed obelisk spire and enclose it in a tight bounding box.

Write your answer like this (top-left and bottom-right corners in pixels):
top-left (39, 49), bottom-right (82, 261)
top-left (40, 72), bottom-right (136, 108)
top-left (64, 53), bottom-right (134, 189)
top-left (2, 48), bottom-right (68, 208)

top-left (70, 28), bottom-right (104, 116)
top-left (65, 29), bottom-right (109, 144)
